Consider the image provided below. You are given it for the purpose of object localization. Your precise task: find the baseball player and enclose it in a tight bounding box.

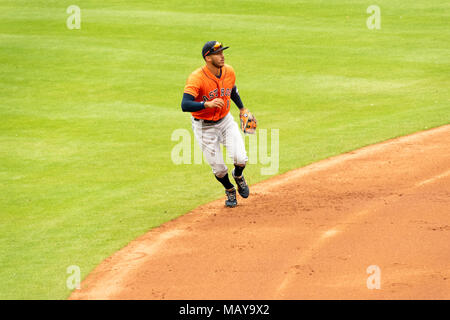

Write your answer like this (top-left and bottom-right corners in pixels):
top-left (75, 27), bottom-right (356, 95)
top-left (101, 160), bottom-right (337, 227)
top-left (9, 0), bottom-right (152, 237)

top-left (181, 41), bottom-right (257, 207)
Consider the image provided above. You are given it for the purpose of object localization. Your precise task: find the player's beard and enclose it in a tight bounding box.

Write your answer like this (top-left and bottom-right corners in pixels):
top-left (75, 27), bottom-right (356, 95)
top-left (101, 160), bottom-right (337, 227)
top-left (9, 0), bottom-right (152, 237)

top-left (212, 59), bottom-right (224, 69)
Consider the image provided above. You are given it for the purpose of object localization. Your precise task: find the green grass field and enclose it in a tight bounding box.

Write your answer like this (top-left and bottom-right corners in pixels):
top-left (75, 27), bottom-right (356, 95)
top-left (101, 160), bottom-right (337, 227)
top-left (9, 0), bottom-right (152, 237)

top-left (1, 0), bottom-right (448, 299)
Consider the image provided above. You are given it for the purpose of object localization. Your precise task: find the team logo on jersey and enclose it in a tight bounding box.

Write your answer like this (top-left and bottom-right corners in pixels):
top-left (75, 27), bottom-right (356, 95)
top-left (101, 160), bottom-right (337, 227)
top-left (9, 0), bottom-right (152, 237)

top-left (203, 88), bottom-right (232, 101)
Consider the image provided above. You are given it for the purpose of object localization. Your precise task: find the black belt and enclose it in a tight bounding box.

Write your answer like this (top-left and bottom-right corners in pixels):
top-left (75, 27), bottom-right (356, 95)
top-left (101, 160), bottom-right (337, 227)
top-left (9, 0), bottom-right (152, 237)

top-left (193, 117), bottom-right (225, 124)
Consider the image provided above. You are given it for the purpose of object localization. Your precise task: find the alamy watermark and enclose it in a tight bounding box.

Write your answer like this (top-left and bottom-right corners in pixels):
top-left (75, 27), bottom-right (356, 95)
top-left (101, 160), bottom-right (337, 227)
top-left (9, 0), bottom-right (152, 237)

top-left (66, 265), bottom-right (81, 290)
top-left (366, 5), bottom-right (381, 30)
top-left (66, 5), bottom-right (81, 30)
top-left (171, 128), bottom-right (279, 175)
top-left (366, 265), bottom-right (381, 289)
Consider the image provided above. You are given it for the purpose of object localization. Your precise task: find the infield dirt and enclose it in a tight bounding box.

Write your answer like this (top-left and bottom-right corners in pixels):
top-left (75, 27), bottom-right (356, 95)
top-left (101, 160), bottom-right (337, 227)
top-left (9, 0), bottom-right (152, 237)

top-left (70, 125), bottom-right (450, 299)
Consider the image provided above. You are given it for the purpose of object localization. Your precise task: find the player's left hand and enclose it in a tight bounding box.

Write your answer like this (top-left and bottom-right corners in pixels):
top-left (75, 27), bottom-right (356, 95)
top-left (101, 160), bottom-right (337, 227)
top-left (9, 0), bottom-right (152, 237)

top-left (239, 108), bottom-right (257, 134)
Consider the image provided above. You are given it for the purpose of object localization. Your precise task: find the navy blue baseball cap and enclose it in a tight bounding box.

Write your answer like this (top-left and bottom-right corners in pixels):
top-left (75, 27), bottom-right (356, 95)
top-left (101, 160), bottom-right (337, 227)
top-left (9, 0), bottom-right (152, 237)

top-left (202, 41), bottom-right (229, 58)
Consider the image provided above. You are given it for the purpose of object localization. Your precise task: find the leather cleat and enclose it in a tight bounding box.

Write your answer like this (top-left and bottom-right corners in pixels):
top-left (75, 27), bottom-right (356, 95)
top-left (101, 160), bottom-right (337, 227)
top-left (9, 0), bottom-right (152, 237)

top-left (232, 169), bottom-right (249, 198)
top-left (225, 188), bottom-right (237, 207)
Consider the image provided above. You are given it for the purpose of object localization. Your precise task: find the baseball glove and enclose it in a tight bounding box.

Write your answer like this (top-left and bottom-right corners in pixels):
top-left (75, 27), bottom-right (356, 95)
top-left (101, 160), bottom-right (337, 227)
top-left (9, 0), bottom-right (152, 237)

top-left (239, 108), bottom-right (257, 134)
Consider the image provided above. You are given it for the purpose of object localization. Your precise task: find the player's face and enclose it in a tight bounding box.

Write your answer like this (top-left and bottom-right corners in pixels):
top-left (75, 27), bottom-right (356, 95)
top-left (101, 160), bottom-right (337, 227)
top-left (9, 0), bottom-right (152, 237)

top-left (209, 51), bottom-right (225, 68)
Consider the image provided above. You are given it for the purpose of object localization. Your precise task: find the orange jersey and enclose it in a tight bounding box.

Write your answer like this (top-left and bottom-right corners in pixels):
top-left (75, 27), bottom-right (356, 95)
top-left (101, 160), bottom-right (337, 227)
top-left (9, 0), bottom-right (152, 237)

top-left (184, 64), bottom-right (236, 121)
